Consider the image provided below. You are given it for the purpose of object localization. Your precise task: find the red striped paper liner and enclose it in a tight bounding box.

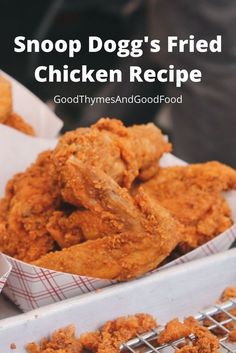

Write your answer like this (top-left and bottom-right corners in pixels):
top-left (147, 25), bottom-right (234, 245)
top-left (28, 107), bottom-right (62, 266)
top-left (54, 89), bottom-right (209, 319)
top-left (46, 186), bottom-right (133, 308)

top-left (0, 253), bottom-right (12, 294)
top-left (2, 223), bottom-right (236, 312)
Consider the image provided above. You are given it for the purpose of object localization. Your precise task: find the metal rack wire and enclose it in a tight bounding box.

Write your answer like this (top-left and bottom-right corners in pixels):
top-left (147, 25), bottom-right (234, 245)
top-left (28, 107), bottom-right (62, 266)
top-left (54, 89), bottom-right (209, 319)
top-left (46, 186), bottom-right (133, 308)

top-left (120, 299), bottom-right (236, 353)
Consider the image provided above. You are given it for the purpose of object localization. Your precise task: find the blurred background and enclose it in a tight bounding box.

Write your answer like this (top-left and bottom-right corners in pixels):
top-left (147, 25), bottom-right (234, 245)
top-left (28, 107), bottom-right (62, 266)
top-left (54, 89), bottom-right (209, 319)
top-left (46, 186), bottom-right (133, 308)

top-left (1, 0), bottom-right (236, 166)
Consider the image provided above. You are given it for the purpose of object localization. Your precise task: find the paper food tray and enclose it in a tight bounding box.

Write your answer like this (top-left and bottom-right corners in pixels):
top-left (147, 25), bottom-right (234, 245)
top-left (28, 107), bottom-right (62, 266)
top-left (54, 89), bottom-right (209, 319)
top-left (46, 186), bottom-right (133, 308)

top-left (0, 253), bottom-right (12, 294)
top-left (0, 127), bottom-right (236, 312)
top-left (0, 70), bottom-right (63, 138)
top-left (0, 249), bottom-right (236, 352)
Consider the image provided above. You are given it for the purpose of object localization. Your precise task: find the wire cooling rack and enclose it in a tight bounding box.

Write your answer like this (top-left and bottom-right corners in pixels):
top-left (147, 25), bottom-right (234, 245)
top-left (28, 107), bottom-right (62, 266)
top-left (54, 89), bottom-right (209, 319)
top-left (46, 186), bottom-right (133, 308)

top-left (120, 299), bottom-right (236, 353)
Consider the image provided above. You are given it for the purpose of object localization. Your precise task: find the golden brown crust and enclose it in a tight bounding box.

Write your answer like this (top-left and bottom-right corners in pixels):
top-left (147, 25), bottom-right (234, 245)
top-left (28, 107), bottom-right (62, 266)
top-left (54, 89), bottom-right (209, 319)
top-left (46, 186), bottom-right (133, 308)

top-left (0, 118), bottom-right (177, 276)
top-left (53, 118), bottom-right (170, 198)
top-left (158, 316), bottom-right (219, 353)
top-left (140, 162), bottom-right (236, 252)
top-left (228, 329), bottom-right (236, 342)
top-left (158, 318), bottom-right (192, 344)
top-left (26, 325), bottom-right (82, 353)
top-left (220, 286), bottom-right (236, 301)
top-left (0, 151), bottom-right (61, 262)
top-left (26, 315), bottom-right (157, 353)
top-left (80, 314), bottom-right (157, 353)
top-left (34, 162), bottom-right (182, 280)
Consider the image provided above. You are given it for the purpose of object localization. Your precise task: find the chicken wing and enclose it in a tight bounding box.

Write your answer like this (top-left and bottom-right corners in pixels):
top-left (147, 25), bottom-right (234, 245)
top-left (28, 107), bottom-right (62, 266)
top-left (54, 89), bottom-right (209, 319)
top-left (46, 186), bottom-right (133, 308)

top-left (45, 118), bottom-right (171, 249)
top-left (139, 161), bottom-right (236, 252)
top-left (34, 159), bottom-right (181, 280)
top-left (52, 118), bottom-right (171, 208)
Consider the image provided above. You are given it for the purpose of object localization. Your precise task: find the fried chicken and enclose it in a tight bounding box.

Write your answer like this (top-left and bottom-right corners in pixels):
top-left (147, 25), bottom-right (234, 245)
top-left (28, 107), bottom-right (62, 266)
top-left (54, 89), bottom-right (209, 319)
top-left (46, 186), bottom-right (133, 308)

top-left (34, 160), bottom-right (181, 280)
top-left (4, 112), bottom-right (35, 136)
top-left (53, 118), bottom-right (170, 206)
top-left (44, 118), bottom-right (171, 249)
top-left (46, 118), bottom-right (170, 248)
top-left (0, 151), bottom-right (61, 262)
top-left (0, 118), bottom-right (174, 273)
top-left (139, 162), bottom-right (236, 252)
top-left (0, 75), bottom-right (12, 123)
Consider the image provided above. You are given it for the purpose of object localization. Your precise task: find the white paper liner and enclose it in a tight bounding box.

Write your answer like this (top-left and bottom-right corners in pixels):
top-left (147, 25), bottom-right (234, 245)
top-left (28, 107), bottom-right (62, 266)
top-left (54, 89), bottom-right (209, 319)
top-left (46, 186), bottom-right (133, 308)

top-left (0, 253), bottom-right (12, 294)
top-left (0, 70), bottom-right (63, 138)
top-left (0, 126), bottom-right (236, 312)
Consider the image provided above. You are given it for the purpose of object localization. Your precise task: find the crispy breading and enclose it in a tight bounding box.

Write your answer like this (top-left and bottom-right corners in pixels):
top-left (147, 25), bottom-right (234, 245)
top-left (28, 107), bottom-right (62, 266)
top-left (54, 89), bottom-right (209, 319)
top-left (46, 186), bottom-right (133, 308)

top-left (0, 151), bottom-right (61, 262)
top-left (203, 286), bottom-right (236, 336)
top-left (80, 314), bottom-right (157, 353)
top-left (45, 118), bottom-right (170, 249)
top-left (47, 208), bottom-right (122, 248)
top-left (158, 318), bottom-right (191, 344)
top-left (0, 118), bottom-right (175, 271)
top-left (140, 162), bottom-right (236, 252)
top-left (26, 314), bottom-right (156, 353)
top-left (25, 313), bottom-right (221, 353)
top-left (159, 316), bottom-right (219, 353)
top-left (34, 161), bottom-right (181, 280)
top-left (26, 325), bottom-right (82, 353)
top-left (228, 329), bottom-right (236, 342)
top-left (53, 118), bottom-right (170, 205)
top-left (47, 210), bottom-right (84, 248)
top-left (220, 286), bottom-right (236, 301)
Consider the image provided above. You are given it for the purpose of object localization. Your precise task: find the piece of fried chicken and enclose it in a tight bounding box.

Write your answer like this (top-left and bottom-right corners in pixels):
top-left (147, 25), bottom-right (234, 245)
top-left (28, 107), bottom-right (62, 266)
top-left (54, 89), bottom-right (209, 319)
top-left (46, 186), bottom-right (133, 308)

top-left (47, 118), bottom-right (171, 248)
top-left (53, 118), bottom-right (170, 205)
top-left (0, 151), bottom-right (61, 262)
top-left (139, 161), bottom-right (236, 253)
top-left (34, 160), bottom-right (182, 280)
